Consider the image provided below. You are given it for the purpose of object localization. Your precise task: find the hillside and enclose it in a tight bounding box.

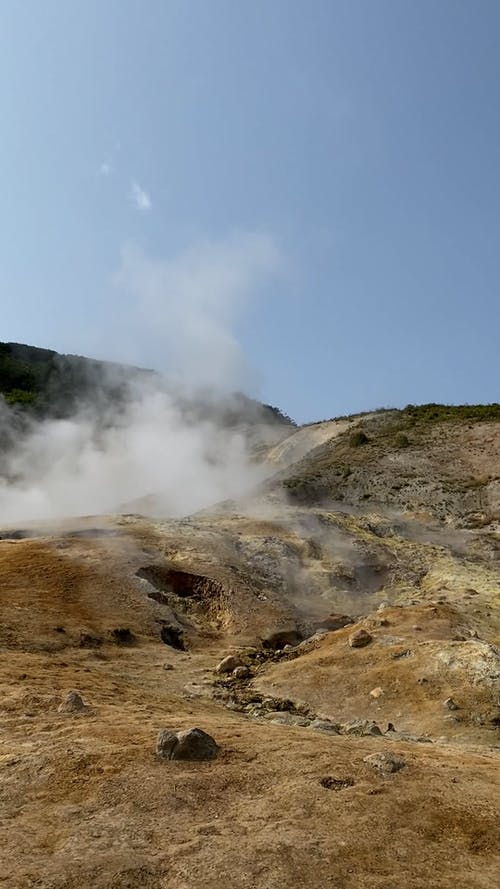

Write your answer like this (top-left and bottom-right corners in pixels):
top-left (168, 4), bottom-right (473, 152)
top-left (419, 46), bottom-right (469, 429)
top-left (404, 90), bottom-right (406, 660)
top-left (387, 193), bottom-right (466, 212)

top-left (0, 401), bottom-right (499, 888)
top-left (0, 341), bottom-right (294, 428)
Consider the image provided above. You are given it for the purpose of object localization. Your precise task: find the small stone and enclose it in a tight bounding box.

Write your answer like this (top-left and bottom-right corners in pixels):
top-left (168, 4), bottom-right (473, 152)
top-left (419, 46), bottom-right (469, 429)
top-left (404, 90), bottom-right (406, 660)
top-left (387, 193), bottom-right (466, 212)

top-left (443, 697), bottom-right (459, 711)
top-left (156, 727), bottom-right (219, 761)
top-left (370, 687), bottom-right (384, 699)
top-left (163, 663), bottom-right (174, 671)
top-left (215, 655), bottom-right (243, 675)
top-left (232, 665), bottom-right (250, 679)
top-left (348, 629), bottom-right (373, 648)
top-left (378, 601), bottom-right (390, 611)
top-left (58, 691), bottom-right (87, 713)
top-left (363, 752), bottom-right (406, 774)
top-left (320, 776), bottom-right (354, 791)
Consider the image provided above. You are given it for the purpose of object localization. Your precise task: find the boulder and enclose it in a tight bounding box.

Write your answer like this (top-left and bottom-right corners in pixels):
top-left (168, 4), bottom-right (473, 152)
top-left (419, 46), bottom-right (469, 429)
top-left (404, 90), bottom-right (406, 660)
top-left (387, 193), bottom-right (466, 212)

top-left (58, 691), bottom-right (87, 714)
top-left (363, 752), bottom-right (406, 774)
top-left (341, 719), bottom-right (382, 736)
top-left (309, 719), bottom-right (340, 734)
top-left (232, 665), bottom-right (250, 679)
top-left (156, 727), bottom-right (219, 761)
top-left (216, 655), bottom-right (243, 674)
top-left (348, 629), bottom-right (373, 648)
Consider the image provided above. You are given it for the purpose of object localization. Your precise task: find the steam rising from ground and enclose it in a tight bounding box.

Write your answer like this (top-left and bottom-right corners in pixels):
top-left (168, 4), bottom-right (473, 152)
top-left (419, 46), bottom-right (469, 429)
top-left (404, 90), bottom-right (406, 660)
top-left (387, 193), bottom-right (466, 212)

top-left (109, 231), bottom-right (282, 391)
top-left (0, 386), bottom-right (269, 523)
top-left (0, 231), bottom-right (284, 524)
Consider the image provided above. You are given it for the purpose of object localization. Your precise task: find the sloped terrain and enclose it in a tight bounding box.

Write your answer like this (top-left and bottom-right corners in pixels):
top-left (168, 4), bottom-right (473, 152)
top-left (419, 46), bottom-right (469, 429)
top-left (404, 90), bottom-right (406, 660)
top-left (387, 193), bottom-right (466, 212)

top-left (279, 405), bottom-right (500, 527)
top-left (1, 406), bottom-right (499, 888)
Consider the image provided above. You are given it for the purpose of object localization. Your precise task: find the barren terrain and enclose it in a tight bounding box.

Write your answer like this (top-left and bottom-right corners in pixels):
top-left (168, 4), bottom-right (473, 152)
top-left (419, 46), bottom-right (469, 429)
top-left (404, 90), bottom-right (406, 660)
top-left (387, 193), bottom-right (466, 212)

top-left (1, 409), bottom-right (499, 888)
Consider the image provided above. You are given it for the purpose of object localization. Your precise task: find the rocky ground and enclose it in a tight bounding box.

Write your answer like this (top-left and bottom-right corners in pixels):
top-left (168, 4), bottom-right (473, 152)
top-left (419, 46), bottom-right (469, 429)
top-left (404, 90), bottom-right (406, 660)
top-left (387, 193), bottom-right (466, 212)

top-left (1, 409), bottom-right (499, 888)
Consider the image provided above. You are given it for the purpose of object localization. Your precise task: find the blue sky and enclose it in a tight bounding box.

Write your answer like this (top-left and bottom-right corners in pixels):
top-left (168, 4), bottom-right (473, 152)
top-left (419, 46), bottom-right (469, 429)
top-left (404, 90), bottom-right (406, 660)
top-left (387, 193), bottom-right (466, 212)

top-left (1, 1), bottom-right (499, 423)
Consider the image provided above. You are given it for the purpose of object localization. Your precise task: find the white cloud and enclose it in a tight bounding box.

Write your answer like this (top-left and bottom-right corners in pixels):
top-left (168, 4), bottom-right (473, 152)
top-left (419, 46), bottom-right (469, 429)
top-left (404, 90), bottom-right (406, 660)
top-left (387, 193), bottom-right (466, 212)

top-left (99, 162), bottom-right (113, 176)
top-left (130, 180), bottom-right (152, 211)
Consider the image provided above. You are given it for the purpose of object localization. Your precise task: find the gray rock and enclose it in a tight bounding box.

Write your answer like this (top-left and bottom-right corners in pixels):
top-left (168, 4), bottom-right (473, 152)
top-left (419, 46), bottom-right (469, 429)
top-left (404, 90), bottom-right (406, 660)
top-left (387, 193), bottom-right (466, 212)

top-left (266, 712), bottom-right (310, 727)
top-left (363, 752), bottom-right (406, 774)
top-left (309, 719), bottom-right (340, 734)
top-left (156, 727), bottom-right (219, 761)
top-left (385, 730), bottom-right (432, 744)
top-left (215, 655), bottom-right (243, 674)
top-left (341, 719), bottom-right (382, 736)
top-left (232, 665), bottom-right (250, 679)
top-left (348, 629), bottom-right (373, 648)
top-left (443, 697), bottom-right (459, 711)
top-left (58, 691), bottom-right (87, 713)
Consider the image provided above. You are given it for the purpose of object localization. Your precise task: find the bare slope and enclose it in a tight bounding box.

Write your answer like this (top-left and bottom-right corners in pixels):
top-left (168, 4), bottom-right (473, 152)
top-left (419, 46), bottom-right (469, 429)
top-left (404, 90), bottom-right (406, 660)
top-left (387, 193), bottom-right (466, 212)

top-left (278, 406), bottom-right (500, 527)
top-left (1, 406), bottom-right (499, 888)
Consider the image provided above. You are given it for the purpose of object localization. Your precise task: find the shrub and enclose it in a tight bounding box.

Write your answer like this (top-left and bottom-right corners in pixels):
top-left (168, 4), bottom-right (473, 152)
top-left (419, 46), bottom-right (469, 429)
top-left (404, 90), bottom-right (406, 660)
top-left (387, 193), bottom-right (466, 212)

top-left (394, 432), bottom-right (410, 449)
top-left (349, 430), bottom-right (369, 447)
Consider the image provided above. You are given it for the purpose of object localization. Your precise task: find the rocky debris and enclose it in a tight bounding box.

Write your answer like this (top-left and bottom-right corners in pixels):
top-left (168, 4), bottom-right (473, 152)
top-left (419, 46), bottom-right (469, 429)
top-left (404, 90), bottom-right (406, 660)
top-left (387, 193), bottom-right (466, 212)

top-left (58, 691), bottom-right (88, 714)
top-left (444, 697), bottom-right (459, 711)
top-left (433, 641), bottom-right (500, 684)
top-left (232, 665), bottom-right (250, 679)
top-left (391, 648), bottom-right (414, 660)
top-left (341, 719), bottom-right (382, 736)
top-left (363, 752), bottom-right (406, 774)
top-left (385, 730), bottom-right (433, 744)
top-left (370, 687), bottom-right (384, 698)
top-left (348, 629), bottom-right (373, 648)
top-left (216, 655), bottom-right (243, 674)
top-left (265, 712), bottom-right (311, 727)
top-left (156, 727), bottom-right (219, 761)
top-left (110, 627), bottom-right (136, 646)
top-left (262, 628), bottom-right (303, 650)
top-left (312, 613), bottom-right (354, 633)
top-left (309, 719), bottom-right (340, 734)
top-left (320, 776), bottom-right (355, 791)
top-left (299, 632), bottom-right (328, 649)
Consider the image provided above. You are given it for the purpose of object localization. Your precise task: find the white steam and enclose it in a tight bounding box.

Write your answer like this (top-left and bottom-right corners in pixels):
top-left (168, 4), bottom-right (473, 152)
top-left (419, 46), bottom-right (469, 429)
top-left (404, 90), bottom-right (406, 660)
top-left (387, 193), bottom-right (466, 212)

top-left (0, 387), bottom-right (268, 523)
top-left (110, 231), bottom-right (282, 390)
top-left (0, 231), bottom-right (285, 524)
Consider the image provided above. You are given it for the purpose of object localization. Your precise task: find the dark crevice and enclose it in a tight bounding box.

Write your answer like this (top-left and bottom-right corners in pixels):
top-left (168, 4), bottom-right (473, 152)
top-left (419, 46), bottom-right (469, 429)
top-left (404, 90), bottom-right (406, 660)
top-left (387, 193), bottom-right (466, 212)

top-left (160, 624), bottom-right (185, 650)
